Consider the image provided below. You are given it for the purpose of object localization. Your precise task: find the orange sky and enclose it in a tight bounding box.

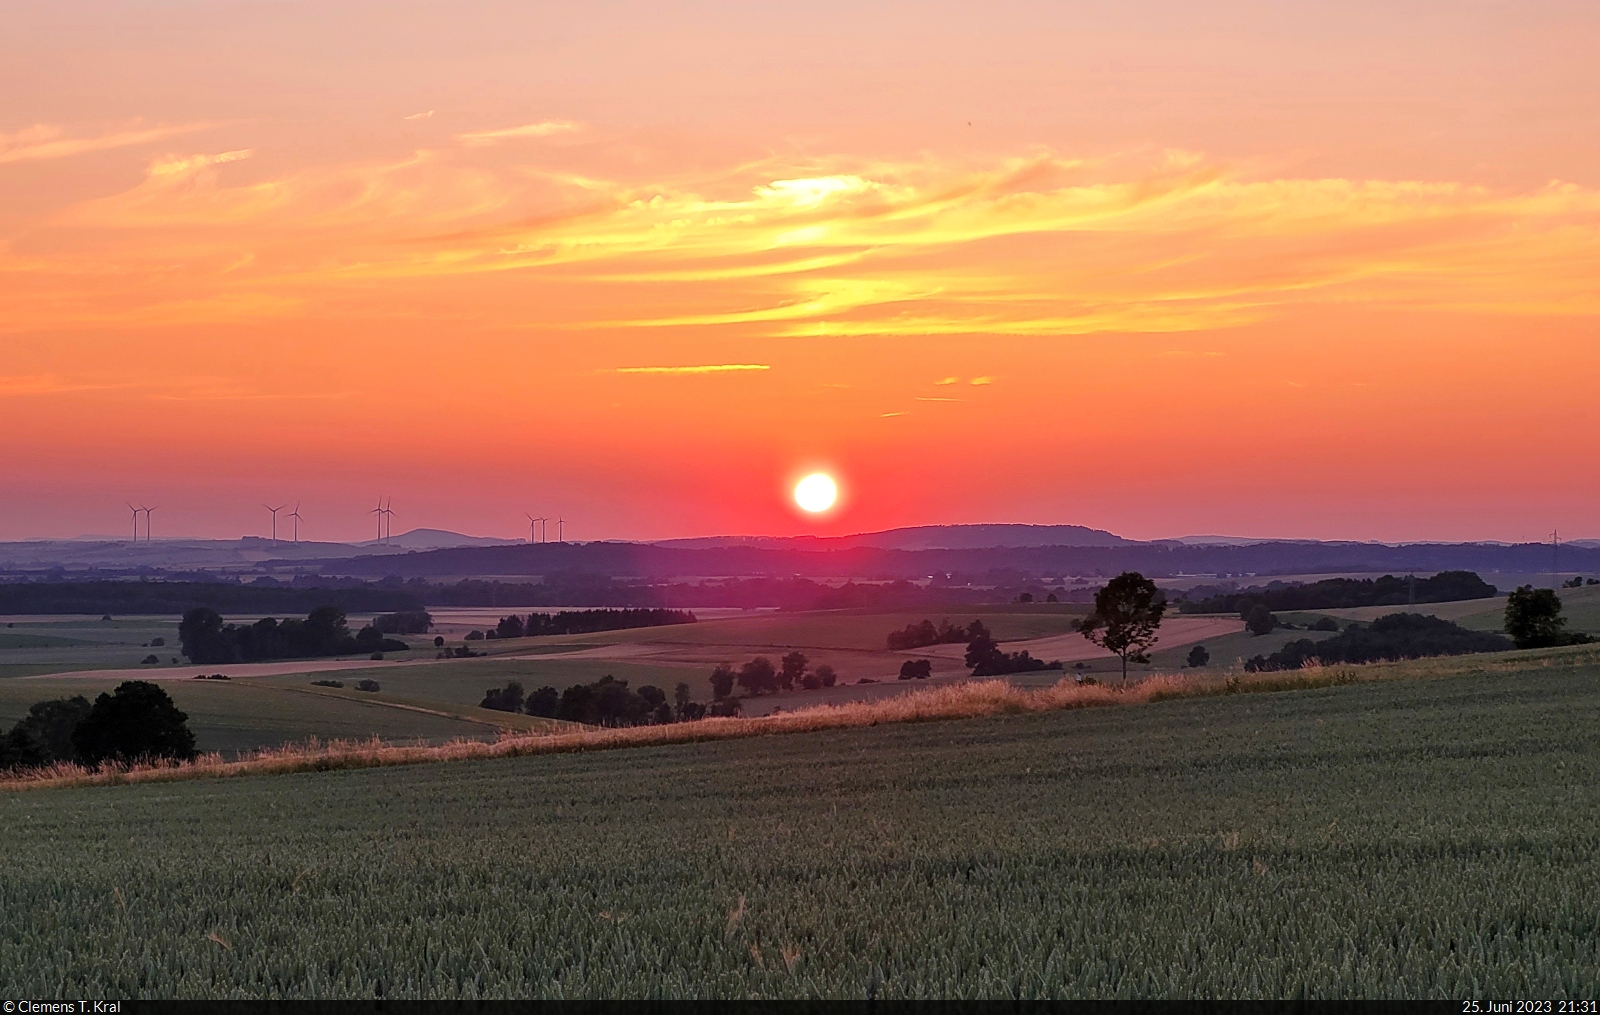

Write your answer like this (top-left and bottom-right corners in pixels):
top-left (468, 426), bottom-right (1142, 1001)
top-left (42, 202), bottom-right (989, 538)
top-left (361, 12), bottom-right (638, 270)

top-left (3, 0), bottom-right (1598, 543)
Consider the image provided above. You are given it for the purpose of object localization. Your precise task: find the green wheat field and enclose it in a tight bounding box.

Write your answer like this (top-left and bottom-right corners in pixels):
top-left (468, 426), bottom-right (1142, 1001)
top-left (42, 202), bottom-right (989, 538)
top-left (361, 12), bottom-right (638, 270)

top-left (3, 651), bottom-right (1598, 999)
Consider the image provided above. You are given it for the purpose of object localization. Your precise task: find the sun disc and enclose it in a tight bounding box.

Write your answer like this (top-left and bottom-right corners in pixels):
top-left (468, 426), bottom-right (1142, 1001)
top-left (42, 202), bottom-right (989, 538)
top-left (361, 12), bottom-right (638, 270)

top-left (794, 472), bottom-right (838, 513)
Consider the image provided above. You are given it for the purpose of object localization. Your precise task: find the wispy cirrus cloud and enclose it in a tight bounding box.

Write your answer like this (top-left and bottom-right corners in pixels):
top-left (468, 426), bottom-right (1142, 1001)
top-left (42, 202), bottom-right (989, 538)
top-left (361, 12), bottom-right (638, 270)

top-left (608, 364), bottom-right (771, 374)
top-left (7, 143), bottom-right (1600, 339)
top-left (456, 120), bottom-right (581, 146)
top-left (0, 375), bottom-right (118, 396)
top-left (0, 122), bottom-right (209, 165)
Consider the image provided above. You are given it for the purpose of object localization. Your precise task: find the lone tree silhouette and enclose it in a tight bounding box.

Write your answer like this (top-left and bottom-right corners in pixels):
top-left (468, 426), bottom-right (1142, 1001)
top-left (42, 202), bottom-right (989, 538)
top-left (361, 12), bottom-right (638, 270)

top-left (1504, 585), bottom-right (1567, 648)
top-left (1078, 572), bottom-right (1166, 680)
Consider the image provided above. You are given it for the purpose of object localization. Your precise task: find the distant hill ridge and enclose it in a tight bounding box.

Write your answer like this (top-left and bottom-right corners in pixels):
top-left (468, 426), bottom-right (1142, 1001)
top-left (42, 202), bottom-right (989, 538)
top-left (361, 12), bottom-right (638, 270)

top-left (653, 523), bottom-right (1140, 551)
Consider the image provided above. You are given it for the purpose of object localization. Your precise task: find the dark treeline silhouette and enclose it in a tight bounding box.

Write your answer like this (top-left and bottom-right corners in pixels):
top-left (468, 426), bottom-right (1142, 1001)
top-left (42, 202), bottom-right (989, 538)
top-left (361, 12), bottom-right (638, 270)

top-left (422, 575), bottom-right (1003, 610)
top-left (0, 680), bottom-right (195, 772)
top-left (179, 606), bottom-right (409, 664)
top-left (279, 537), bottom-right (1600, 583)
top-left (1178, 571), bottom-right (1499, 615)
top-left (0, 581), bottom-right (422, 617)
top-left (886, 618), bottom-right (979, 650)
top-left (707, 652), bottom-right (838, 699)
top-left (486, 608), bottom-right (695, 640)
top-left (963, 620), bottom-right (1061, 676)
top-left (484, 677), bottom-right (708, 726)
top-left (1244, 613), bottom-right (1513, 672)
top-left (372, 610), bottom-right (433, 634)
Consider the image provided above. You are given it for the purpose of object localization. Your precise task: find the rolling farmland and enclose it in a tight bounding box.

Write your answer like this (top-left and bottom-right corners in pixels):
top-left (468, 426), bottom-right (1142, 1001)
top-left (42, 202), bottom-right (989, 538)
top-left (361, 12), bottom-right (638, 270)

top-left (3, 650), bottom-right (1597, 998)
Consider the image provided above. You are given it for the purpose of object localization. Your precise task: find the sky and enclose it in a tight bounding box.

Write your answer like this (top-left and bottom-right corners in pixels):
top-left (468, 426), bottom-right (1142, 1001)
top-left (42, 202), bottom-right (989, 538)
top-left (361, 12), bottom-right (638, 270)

top-left (2, 0), bottom-right (1598, 544)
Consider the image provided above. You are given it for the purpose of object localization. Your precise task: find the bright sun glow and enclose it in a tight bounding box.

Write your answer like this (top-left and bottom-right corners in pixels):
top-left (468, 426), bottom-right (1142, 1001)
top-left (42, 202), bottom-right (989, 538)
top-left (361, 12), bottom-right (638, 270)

top-left (793, 473), bottom-right (838, 513)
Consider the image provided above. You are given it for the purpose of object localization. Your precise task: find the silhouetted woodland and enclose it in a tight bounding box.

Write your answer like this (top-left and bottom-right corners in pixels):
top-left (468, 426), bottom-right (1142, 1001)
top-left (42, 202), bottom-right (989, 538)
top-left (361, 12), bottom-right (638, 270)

top-left (1178, 571), bottom-right (1497, 615)
top-left (484, 677), bottom-right (707, 726)
top-left (886, 618), bottom-right (981, 650)
top-left (0, 680), bottom-right (195, 772)
top-left (485, 608), bottom-right (695, 639)
top-left (179, 606), bottom-right (409, 664)
top-left (1244, 613), bottom-right (1513, 671)
top-left (0, 580), bottom-right (422, 617)
top-left (963, 620), bottom-right (1061, 676)
top-left (372, 610), bottom-right (433, 634)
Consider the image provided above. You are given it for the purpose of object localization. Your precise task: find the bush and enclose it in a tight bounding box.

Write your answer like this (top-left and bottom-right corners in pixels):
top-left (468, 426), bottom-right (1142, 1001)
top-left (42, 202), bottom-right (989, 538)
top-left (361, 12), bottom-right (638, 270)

top-left (464, 630), bottom-right (484, 641)
top-left (899, 659), bottom-right (933, 680)
top-left (965, 622), bottom-right (1059, 676)
top-left (525, 686), bottom-right (560, 718)
top-left (1505, 585), bottom-right (1570, 649)
top-left (814, 663), bottom-right (837, 688)
top-left (1310, 617), bottom-right (1340, 632)
top-left (71, 681), bottom-right (196, 766)
top-left (736, 657), bottom-right (777, 695)
top-left (710, 664), bottom-right (736, 701)
top-left (149, 636), bottom-right (165, 647)
top-left (140, 654), bottom-right (160, 665)
top-left (433, 636), bottom-right (445, 647)
top-left (356, 679), bottom-right (381, 692)
top-left (1185, 644), bottom-right (1210, 668)
top-left (481, 681), bottom-right (525, 713)
top-left (310, 679), bottom-right (344, 688)
top-left (779, 651), bottom-right (808, 691)
top-left (1245, 605), bottom-right (1277, 636)
top-left (1, 696), bottom-right (91, 769)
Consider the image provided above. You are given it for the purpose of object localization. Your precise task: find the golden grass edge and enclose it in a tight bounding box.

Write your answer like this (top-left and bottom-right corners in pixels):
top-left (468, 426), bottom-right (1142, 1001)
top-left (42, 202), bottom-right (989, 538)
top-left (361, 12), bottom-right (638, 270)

top-left (6, 642), bottom-right (1597, 794)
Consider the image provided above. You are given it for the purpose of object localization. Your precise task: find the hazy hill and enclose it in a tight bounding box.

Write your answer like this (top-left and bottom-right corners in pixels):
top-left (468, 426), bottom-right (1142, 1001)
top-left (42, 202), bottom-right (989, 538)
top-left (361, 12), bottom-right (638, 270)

top-left (654, 523), bottom-right (1138, 551)
top-left (277, 538), bottom-right (1600, 581)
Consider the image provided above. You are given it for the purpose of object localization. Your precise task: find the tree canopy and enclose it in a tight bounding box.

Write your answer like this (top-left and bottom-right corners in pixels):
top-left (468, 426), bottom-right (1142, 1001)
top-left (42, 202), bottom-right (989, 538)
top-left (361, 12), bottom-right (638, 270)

top-left (1079, 572), bottom-right (1166, 679)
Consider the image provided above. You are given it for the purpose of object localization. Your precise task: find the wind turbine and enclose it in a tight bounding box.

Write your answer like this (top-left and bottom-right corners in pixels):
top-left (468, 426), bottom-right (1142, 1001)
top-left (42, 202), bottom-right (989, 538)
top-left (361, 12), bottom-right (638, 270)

top-left (525, 512), bottom-right (549, 543)
top-left (383, 498), bottom-right (395, 544)
top-left (557, 518), bottom-right (564, 543)
top-left (264, 503), bottom-right (286, 545)
top-left (288, 503), bottom-right (303, 543)
top-left (370, 499), bottom-right (385, 542)
top-left (143, 506), bottom-right (157, 542)
top-left (126, 503), bottom-right (140, 542)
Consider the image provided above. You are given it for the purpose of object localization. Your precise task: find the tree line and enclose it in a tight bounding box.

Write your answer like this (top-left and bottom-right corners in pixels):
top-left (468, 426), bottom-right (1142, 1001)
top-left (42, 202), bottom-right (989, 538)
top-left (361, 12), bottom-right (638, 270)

top-left (481, 676), bottom-right (722, 725)
top-left (1244, 613), bottom-right (1513, 671)
top-left (179, 606), bottom-right (409, 665)
top-left (1177, 571), bottom-right (1498, 615)
top-left (485, 608), bottom-right (696, 640)
top-left (709, 653), bottom-right (839, 698)
top-left (0, 581), bottom-right (423, 617)
top-left (0, 681), bottom-right (196, 773)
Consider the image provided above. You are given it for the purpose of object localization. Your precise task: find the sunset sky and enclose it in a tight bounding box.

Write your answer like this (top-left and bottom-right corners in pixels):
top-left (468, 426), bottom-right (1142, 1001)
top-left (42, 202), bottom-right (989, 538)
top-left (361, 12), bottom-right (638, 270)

top-left (3, 0), bottom-right (1598, 543)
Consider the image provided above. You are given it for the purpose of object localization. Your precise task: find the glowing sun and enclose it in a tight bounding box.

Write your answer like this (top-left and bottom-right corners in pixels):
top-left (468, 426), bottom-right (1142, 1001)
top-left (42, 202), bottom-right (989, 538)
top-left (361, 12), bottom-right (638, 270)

top-left (793, 472), bottom-right (838, 513)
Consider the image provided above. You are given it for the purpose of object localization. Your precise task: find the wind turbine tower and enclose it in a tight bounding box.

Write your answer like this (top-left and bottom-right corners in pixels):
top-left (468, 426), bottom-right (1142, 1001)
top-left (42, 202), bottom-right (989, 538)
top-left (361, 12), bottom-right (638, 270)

top-left (384, 498), bottom-right (395, 543)
top-left (288, 503), bottom-right (303, 543)
top-left (126, 503), bottom-right (140, 542)
top-left (264, 503), bottom-right (286, 545)
top-left (557, 518), bottom-right (564, 543)
top-left (143, 506), bottom-right (157, 542)
top-left (370, 499), bottom-right (385, 542)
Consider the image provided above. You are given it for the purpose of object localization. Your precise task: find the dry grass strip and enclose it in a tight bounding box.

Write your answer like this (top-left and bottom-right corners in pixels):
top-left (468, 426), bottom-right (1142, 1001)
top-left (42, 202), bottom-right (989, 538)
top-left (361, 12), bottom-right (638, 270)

top-left (5, 643), bottom-right (1597, 794)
